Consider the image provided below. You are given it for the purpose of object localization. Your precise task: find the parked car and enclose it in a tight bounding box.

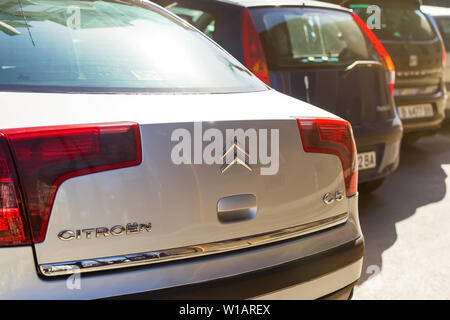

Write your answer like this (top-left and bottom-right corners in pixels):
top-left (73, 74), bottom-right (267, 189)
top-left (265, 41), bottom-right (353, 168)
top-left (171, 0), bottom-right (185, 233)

top-left (347, 0), bottom-right (447, 144)
top-left (422, 5), bottom-right (450, 117)
top-left (155, 0), bottom-right (403, 193)
top-left (0, 0), bottom-right (363, 299)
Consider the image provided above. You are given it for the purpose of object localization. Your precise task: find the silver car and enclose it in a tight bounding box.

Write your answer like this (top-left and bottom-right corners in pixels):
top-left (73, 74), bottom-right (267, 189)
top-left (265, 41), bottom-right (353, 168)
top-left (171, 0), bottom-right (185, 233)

top-left (0, 0), bottom-right (363, 299)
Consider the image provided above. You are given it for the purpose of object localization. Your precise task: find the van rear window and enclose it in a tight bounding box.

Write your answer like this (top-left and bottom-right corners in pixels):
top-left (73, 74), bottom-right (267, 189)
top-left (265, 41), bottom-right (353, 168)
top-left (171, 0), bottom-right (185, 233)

top-left (351, 6), bottom-right (436, 41)
top-left (435, 16), bottom-right (450, 50)
top-left (250, 8), bottom-right (377, 69)
top-left (423, 0), bottom-right (450, 7)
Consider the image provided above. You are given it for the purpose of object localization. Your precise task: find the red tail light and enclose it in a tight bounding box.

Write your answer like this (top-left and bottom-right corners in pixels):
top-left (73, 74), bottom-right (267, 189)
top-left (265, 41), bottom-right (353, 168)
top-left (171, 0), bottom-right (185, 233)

top-left (0, 122), bottom-right (141, 244)
top-left (297, 118), bottom-right (358, 197)
top-left (443, 45), bottom-right (447, 66)
top-left (242, 9), bottom-right (271, 86)
top-left (351, 12), bottom-right (395, 96)
top-left (0, 135), bottom-right (30, 246)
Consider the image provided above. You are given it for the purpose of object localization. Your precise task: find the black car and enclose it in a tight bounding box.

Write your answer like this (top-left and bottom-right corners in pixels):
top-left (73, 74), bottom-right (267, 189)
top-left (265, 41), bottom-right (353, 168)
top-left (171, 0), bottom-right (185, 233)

top-left (344, 0), bottom-right (447, 144)
top-left (422, 4), bottom-right (450, 118)
top-left (155, 0), bottom-right (403, 193)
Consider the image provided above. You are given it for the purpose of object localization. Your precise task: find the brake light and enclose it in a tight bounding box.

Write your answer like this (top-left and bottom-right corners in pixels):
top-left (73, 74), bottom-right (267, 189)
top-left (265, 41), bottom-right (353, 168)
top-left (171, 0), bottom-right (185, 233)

top-left (297, 118), bottom-right (358, 197)
top-left (1, 122), bottom-right (141, 244)
top-left (351, 12), bottom-right (395, 96)
top-left (443, 45), bottom-right (447, 66)
top-left (242, 9), bottom-right (271, 86)
top-left (0, 134), bottom-right (30, 246)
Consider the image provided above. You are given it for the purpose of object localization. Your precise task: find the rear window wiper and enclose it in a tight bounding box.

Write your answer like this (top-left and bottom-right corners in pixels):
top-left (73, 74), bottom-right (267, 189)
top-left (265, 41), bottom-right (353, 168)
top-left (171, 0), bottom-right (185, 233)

top-left (0, 20), bottom-right (20, 36)
top-left (340, 60), bottom-right (383, 78)
top-left (16, 0), bottom-right (35, 46)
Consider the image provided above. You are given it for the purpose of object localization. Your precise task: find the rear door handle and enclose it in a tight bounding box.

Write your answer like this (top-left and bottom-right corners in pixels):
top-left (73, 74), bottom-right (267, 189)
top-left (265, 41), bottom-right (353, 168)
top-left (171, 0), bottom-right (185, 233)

top-left (217, 194), bottom-right (257, 223)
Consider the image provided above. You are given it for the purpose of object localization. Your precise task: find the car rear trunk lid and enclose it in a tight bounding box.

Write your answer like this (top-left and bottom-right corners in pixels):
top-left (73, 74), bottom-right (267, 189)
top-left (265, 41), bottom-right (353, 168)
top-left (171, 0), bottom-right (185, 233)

top-left (0, 91), bottom-right (350, 275)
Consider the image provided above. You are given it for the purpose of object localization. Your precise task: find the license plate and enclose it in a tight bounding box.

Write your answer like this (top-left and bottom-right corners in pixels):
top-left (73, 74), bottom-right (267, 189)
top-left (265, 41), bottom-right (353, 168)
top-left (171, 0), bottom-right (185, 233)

top-left (398, 104), bottom-right (433, 119)
top-left (358, 151), bottom-right (376, 171)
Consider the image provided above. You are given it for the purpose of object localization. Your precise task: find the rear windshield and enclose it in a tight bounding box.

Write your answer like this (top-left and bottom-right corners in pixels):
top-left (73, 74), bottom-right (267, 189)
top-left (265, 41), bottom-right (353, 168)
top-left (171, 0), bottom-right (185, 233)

top-left (351, 5), bottom-right (437, 41)
top-left (423, 0), bottom-right (450, 7)
top-left (435, 16), bottom-right (450, 50)
top-left (0, 0), bottom-right (265, 94)
top-left (250, 7), bottom-right (378, 69)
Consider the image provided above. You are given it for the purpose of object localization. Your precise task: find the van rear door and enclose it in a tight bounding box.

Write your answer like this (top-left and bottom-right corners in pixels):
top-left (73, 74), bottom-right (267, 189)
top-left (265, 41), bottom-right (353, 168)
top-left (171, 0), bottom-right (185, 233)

top-left (249, 7), bottom-right (395, 126)
top-left (351, 2), bottom-right (445, 102)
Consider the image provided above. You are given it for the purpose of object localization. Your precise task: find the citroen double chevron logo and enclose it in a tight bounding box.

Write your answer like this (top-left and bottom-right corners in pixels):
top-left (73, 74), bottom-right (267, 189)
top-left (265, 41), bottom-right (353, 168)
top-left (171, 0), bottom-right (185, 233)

top-left (221, 138), bottom-right (252, 173)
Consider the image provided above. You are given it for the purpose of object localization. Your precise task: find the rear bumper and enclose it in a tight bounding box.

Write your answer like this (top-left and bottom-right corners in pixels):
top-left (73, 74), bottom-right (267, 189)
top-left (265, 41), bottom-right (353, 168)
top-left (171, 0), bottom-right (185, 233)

top-left (0, 196), bottom-right (363, 299)
top-left (353, 117), bottom-right (403, 184)
top-left (112, 237), bottom-right (364, 300)
top-left (444, 83), bottom-right (450, 118)
top-left (395, 90), bottom-right (446, 135)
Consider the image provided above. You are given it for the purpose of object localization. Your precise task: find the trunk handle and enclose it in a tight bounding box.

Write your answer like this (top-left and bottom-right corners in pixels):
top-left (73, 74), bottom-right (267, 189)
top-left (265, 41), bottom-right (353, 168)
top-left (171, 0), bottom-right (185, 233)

top-left (217, 194), bottom-right (257, 223)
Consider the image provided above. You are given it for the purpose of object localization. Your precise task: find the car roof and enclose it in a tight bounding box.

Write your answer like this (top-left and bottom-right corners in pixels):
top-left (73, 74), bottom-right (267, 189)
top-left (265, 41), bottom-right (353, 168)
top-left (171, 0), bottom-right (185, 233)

top-left (421, 5), bottom-right (450, 17)
top-left (215, 0), bottom-right (348, 11)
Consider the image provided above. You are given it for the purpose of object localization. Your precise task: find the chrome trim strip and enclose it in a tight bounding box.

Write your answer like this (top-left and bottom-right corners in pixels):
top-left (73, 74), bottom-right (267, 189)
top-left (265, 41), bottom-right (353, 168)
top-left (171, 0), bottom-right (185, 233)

top-left (39, 213), bottom-right (348, 277)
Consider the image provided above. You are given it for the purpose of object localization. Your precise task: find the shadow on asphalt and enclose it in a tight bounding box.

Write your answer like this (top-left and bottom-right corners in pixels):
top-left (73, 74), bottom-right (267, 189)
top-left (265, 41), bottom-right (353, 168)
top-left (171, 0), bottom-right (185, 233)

top-left (357, 122), bottom-right (450, 285)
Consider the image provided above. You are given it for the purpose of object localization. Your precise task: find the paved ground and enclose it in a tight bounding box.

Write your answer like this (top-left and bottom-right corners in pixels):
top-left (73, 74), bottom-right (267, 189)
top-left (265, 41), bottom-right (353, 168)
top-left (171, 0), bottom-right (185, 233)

top-left (353, 123), bottom-right (450, 299)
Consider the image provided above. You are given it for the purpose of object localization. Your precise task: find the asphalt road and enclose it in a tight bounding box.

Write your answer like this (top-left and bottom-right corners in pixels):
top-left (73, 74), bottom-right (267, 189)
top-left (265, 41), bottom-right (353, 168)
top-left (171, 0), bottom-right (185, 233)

top-left (353, 123), bottom-right (450, 300)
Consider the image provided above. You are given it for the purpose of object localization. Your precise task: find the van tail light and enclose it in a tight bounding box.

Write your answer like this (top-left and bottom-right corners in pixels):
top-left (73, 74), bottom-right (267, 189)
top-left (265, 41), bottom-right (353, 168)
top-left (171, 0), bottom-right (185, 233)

top-left (0, 135), bottom-right (31, 246)
top-left (297, 118), bottom-right (358, 197)
top-left (242, 8), bottom-right (271, 86)
top-left (0, 122), bottom-right (141, 244)
top-left (442, 44), bottom-right (447, 66)
top-left (351, 12), bottom-right (395, 96)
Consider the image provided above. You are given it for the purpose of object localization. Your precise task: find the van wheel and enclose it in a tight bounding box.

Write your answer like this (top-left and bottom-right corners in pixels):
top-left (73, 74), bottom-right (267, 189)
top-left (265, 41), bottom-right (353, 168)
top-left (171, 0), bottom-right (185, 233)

top-left (359, 178), bottom-right (385, 194)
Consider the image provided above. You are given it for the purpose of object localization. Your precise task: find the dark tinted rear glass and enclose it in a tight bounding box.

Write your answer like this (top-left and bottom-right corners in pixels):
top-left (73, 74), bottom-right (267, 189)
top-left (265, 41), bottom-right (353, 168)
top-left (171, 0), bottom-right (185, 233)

top-left (250, 7), bottom-right (377, 69)
top-left (352, 5), bottom-right (437, 41)
top-left (435, 16), bottom-right (450, 49)
top-left (423, 0), bottom-right (450, 7)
